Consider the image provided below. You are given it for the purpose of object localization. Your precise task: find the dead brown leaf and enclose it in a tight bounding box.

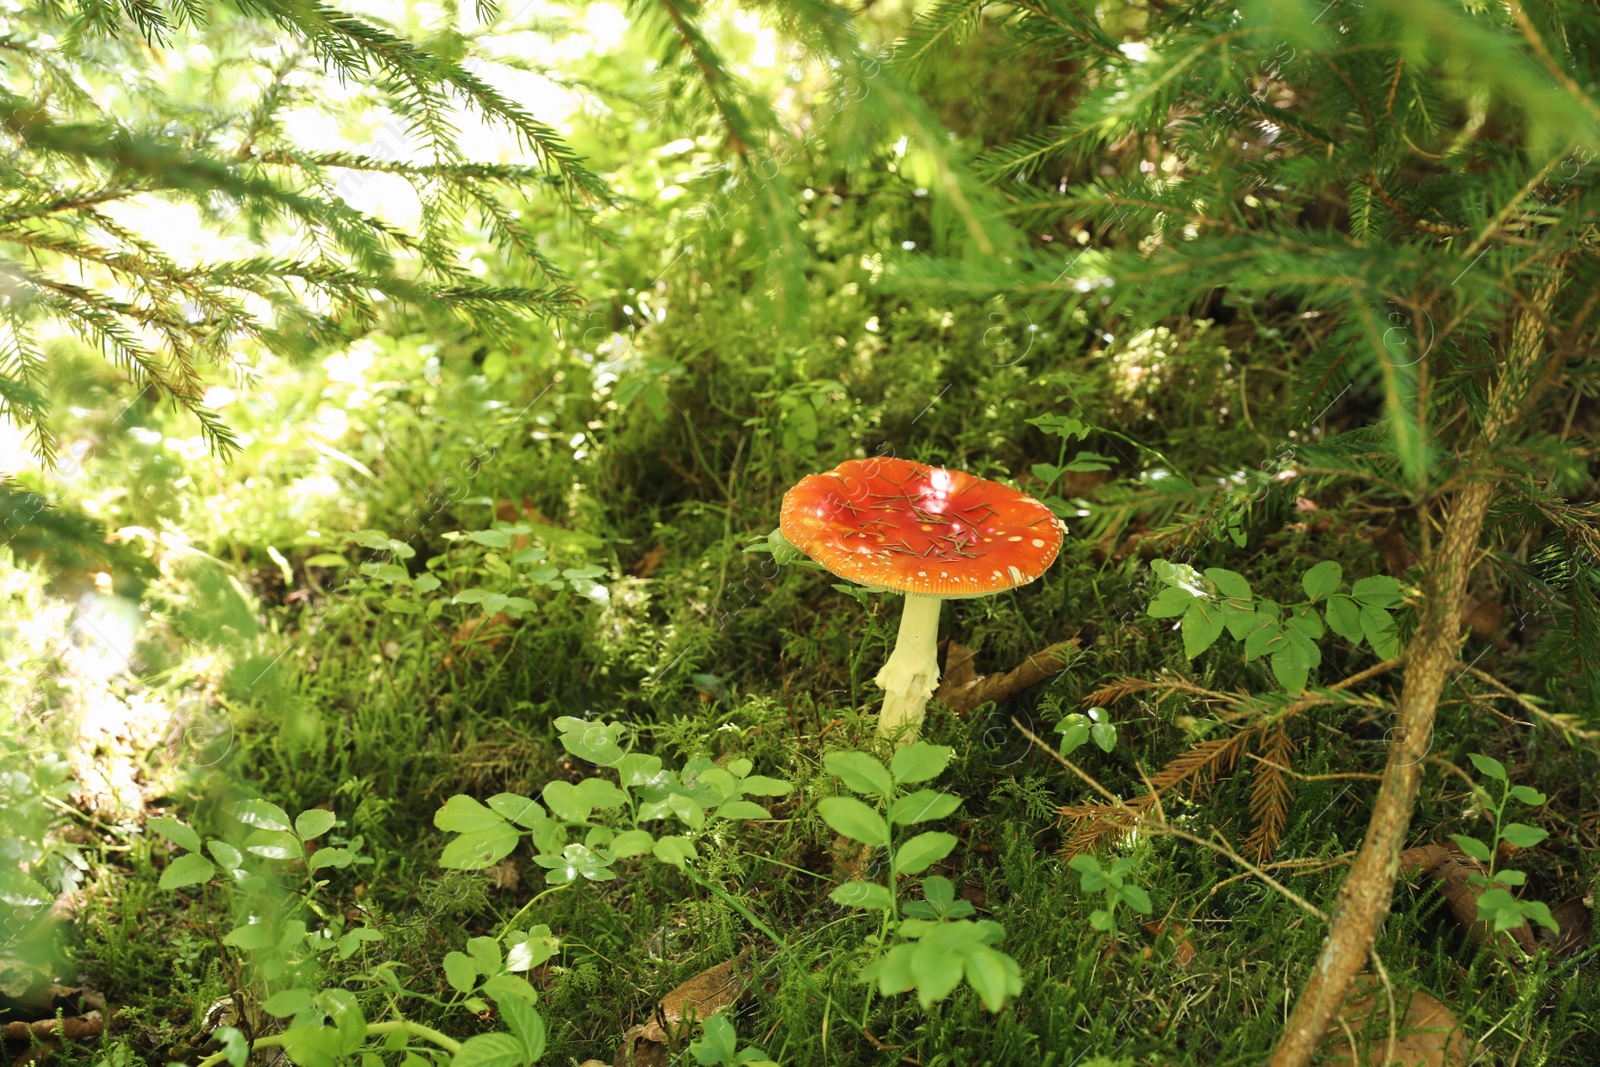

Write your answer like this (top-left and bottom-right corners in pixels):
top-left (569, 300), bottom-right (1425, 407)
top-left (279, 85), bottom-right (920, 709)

top-left (631, 544), bottom-right (667, 579)
top-left (639, 949), bottom-right (753, 1044)
top-left (613, 1029), bottom-right (669, 1067)
top-left (1141, 921), bottom-right (1196, 970)
top-left (1320, 976), bottom-right (1478, 1067)
top-left (934, 639), bottom-right (1079, 716)
top-left (1399, 842), bottom-right (1535, 955)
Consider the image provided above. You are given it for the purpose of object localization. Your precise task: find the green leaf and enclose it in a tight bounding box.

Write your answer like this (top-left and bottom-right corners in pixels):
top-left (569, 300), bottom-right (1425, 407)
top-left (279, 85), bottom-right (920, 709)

top-left (234, 799), bottom-right (293, 833)
top-left (468, 936), bottom-right (502, 976)
top-left (1448, 834), bottom-right (1493, 863)
top-left (1467, 753), bottom-right (1508, 782)
top-left (1498, 822), bottom-right (1548, 849)
top-left (208, 840), bottom-right (244, 871)
top-left (308, 847), bottom-right (353, 871)
top-left (1204, 568), bottom-right (1252, 599)
top-left (1244, 617), bottom-right (1286, 662)
top-left (147, 816), bottom-right (202, 854)
top-left (443, 951), bottom-right (477, 994)
top-left (303, 553), bottom-right (348, 568)
top-left (1270, 641), bottom-right (1311, 692)
top-left (159, 852), bottom-right (216, 890)
top-left (295, 809), bottom-right (336, 841)
top-left (891, 742), bottom-right (953, 784)
top-left (1507, 785), bottom-right (1547, 807)
top-left (435, 795), bottom-right (507, 833)
top-left (1521, 899), bottom-right (1561, 934)
top-left (1352, 575), bottom-right (1405, 608)
top-left (1118, 884), bottom-right (1153, 914)
top-left (715, 800), bottom-right (772, 820)
top-left (439, 825), bottom-right (521, 870)
top-left (222, 921), bottom-right (274, 950)
top-left (896, 831), bottom-right (958, 874)
top-left (243, 829), bottom-right (301, 860)
top-left (337, 928), bottom-right (384, 959)
top-left (1090, 722), bottom-right (1116, 753)
top-left (1286, 606), bottom-right (1324, 642)
top-left (1360, 604), bottom-right (1401, 657)
top-left (964, 946), bottom-right (1021, 1012)
top-left (1056, 717), bottom-right (1090, 756)
top-left (487, 794), bottom-right (547, 828)
top-left (652, 835), bottom-right (698, 870)
top-left (738, 774), bottom-right (791, 796)
top-left (216, 1026), bottom-right (249, 1067)
top-left (891, 789), bottom-right (962, 825)
top-left (825, 751), bottom-right (894, 796)
top-left (817, 796), bottom-right (890, 847)
top-left (1301, 560), bottom-right (1342, 602)
top-left (829, 880), bottom-right (894, 910)
top-left (1492, 869), bottom-right (1527, 886)
top-left (610, 829), bottom-right (655, 858)
top-left (452, 1032), bottom-right (526, 1067)
top-left (1181, 600), bottom-right (1225, 659)
top-left (494, 992), bottom-right (546, 1061)
top-left (262, 988), bottom-right (315, 1018)
top-left (556, 719), bottom-right (626, 767)
top-left (1325, 594), bottom-right (1364, 645)
top-left (1147, 585), bottom-right (1193, 618)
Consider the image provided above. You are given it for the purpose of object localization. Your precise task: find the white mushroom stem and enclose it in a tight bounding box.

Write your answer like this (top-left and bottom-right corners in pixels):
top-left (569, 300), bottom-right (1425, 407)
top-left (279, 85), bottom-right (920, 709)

top-left (874, 594), bottom-right (942, 741)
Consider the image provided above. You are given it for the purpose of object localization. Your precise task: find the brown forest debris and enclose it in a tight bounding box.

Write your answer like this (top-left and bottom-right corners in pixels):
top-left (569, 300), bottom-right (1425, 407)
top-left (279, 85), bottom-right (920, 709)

top-left (1398, 842), bottom-right (1535, 955)
top-left (1243, 727), bottom-right (1297, 862)
top-left (1319, 976), bottom-right (1478, 1067)
top-left (639, 949), bottom-right (753, 1043)
top-left (934, 639), bottom-right (1079, 715)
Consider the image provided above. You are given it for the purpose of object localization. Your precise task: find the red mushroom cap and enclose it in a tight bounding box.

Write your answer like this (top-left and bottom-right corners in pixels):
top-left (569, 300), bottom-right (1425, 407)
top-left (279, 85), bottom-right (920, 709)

top-left (780, 457), bottom-right (1065, 598)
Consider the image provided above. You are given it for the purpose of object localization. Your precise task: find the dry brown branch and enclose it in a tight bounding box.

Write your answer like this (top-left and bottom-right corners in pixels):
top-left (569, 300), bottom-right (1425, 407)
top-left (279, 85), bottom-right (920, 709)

top-left (1270, 260), bottom-right (1570, 1067)
top-left (1244, 726), bottom-right (1297, 861)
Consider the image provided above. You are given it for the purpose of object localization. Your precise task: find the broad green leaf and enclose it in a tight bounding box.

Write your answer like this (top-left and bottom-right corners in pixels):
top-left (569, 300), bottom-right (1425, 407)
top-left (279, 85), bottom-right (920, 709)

top-left (436, 795), bottom-right (507, 833)
top-left (541, 782), bottom-right (595, 823)
top-left (337, 928), bottom-right (384, 959)
top-left (495, 993), bottom-right (546, 1060)
top-left (1244, 618), bottom-right (1286, 662)
top-left (243, 829), bottom-right (300, 860)
top-left (488, 794), bottom-right (547, 828)
top-left (863, 943), bottom-right (919, 997)
top-left (1492, 869), bottom-right (1527, 886)
top-left (652, 835), bottom-right (697, 870)
top-left (1270, 642), bottom-right (1310, 692)
top-left (1090, 722), bottom-right (1116, 753)
top-left (557, 720), bottom-right (626, 767)
top-left (451, 1032), bottom-right (525, 1067)
top-left (907, 936), bottom-right (964, 1006)
top-left (1147, 586), bottom-right (1193, 618)
top-left (738, 774), bottom-right (792, 796)
top-left (1359, 604), bottom-right (1400, 657)
top-left (1286, 606), bottom-right (1324, 642)
top-left (964, 946), bottom-right (1022, 1011)
top-left (308, 847), bottom-right (353, 870)
top-left (159, 852), bottom-right (217, 890)
top-left (1467, 753), bottom-right (1508, 782)
top-left (222, 920), bottom-right (275, 950)
top-left (467, 936), bottom-right (501, 976)
top-left (891, 742), bottom-right (953, 784)
top-left (1222, 600), bottom-right (1256, 640)
top-left (1498, 822), bottom-right (1548, 849)
top-left (829, 880), bottom-right (894, 910)
top-left (443, 951), bottom-right (477, 993)
top-left (1181, 600), bottom-right (1225, 659)
top-left (1351, 575), bottom-right (1404, 608)
top-left (1448, 834), bottom-right (1493, 863)
top-left (295, 809), bottom-right (336, 841)
top-left (1521, 899), bottom-right (1560, 934)
top-left (817, 796), bottom-right (890, 846)
top-left (1325, 594), bottom-right (1364, 645)
top-left (825, 751), bottom-right (894, 796)
top-left (1508, 785), bottom-right (1547, 807)
top-left (1204, 568), bottom-right (1252, 599)
top-left (234, 799), bottom-right (293, 833)
top-left (1301, 560), bottom-right (1342, 602)
top-left (439, 825), bottom-right (521, 870)
top-left (262, 988), bottom-right (315, 1018)
top-left (715, 800), bottom-right (772, 820)
top-left (891, 789), bottom-right (962, 825)
top-left (1118, 884), bottom-right (1153, 913)
top-left (895, 831), bottom-right (957, 874)
top-left (148, 816), bottom-right (202, 854)
top-left (208, 840), bottom-right (243, 871)
top-left (611, 829), bottom-right (655, 857)
top-left (303, 553), bottom-right (348, 568)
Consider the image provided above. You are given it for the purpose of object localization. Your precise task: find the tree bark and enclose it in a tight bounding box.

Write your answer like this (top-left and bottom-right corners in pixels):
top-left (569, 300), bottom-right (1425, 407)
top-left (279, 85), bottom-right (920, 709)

top-left (1269, 264), bottom-right (1567, 1067)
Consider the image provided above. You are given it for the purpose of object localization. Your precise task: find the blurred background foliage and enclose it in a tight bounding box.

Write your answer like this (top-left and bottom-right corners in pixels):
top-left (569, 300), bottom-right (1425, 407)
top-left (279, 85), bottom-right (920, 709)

top-left (1, 0), bottom-right (1598, 1062)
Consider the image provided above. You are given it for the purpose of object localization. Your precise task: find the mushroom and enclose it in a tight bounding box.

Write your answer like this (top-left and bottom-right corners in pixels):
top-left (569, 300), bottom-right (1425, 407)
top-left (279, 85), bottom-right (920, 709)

top-left (781, 457), bottom-right (1064, 740)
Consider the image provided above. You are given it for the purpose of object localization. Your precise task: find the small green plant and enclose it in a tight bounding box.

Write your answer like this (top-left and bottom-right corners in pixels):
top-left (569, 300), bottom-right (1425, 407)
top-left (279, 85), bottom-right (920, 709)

top-left (688, 1014), bottom-right (779, 1067)
top-left (1147, 558), bottom-right (1407, 691)
top-left (819, 743), bottom-right (1023, 1012)
top-left (1067, 853), bottom-right (1153, 934)
top-left (1448, 753), bottom-right (1559, 937)
top-left (151, 801), bottom-right (551, 1066)
top-left (1055, 705), bottom-right (1116, 756)
top-left (435, 716), bottom-right (792, 884)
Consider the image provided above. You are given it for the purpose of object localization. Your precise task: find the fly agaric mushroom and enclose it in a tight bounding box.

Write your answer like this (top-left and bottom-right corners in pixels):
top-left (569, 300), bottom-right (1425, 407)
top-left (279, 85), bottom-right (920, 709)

top-left (781, 457), bottom-right (1064, 740)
